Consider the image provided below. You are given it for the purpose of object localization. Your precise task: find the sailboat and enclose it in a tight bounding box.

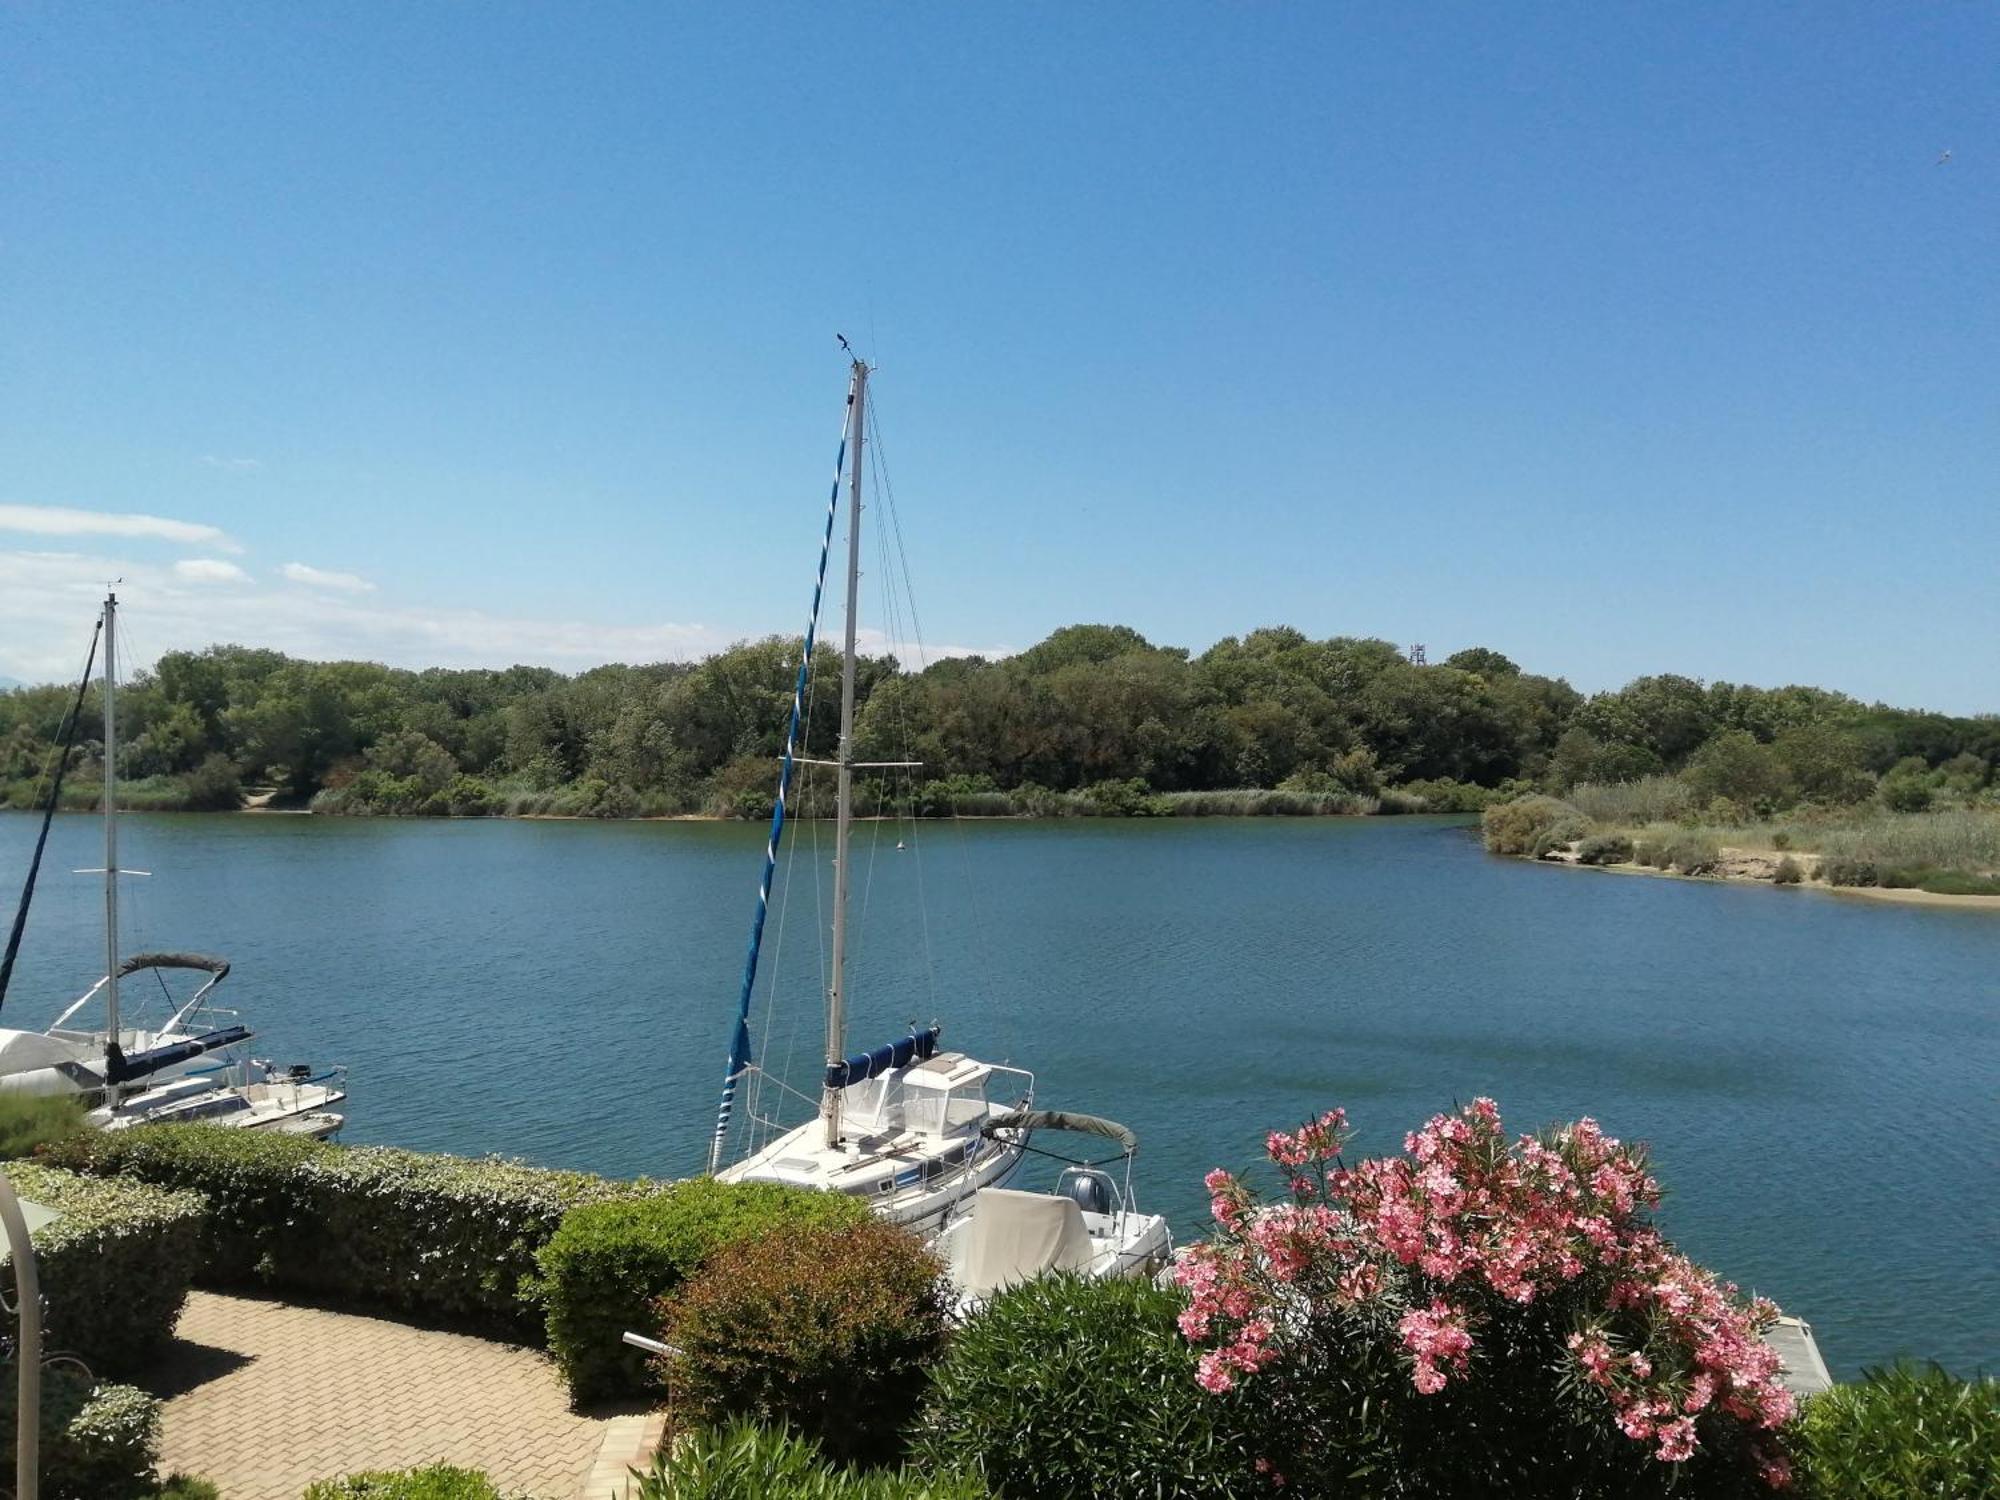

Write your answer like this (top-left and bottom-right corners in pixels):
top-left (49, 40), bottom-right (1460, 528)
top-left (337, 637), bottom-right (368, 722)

top-left (0, 591), bottom-right (346, 1135)
top-left (707, 354), bottom-right (1032, 1235)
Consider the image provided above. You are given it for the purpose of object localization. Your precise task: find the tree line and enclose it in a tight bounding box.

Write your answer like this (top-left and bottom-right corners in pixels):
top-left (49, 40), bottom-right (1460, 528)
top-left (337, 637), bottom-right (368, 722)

top-left (0, 624), bottom-right (1993, 818)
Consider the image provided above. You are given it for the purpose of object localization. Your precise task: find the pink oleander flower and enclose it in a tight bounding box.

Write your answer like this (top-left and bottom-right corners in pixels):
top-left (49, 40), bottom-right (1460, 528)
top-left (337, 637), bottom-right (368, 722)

top-left (1179, 1099), bottom-right (1796, 1490)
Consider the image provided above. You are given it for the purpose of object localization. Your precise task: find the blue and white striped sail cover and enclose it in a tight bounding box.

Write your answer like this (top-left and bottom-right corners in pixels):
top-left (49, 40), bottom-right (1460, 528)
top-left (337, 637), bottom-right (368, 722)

top-left (824, 1026), bottom-right (941, 1090)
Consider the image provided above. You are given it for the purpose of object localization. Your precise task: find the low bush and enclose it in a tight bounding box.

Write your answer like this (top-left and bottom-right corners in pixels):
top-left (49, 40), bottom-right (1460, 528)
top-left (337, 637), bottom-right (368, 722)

top-left (7, 1163), bottom-right (204, 1374)
top-left (529, 1176), bottom-right (871, 1404)
top-left (0, 1368), bottom-right (162, 1499)
top-left (660, 1219), bottom-right (950, 1466)
top-left (1481, 796), bottom-right (1587, 856)
top-left (300, 1465), bottom-right (515, 1499)
top-left (1795, 1362), bottom-right (1997, 1499)
top-left (1664, 836), bottom-right (1728, 880)
top-left (913, 1274), bottom-right (1255, 1498)
top-left (1080, 777), bottom-right (1168, 816)
top-left (1822, 858), bottom-right (1880, 888)
top-left (1530, 813), bottom-right (1591, 858)
top-left (1574, 832), bottom-right (1635, 866)
top-left (153, 1480), bottom-right (221, 1500)
top-left (1773, 856), bottom-right (1804, 885)
top-left (635, 1420), bottom-right (987, 1500)
top-left (1876, 865), bottom-right (2000, 897)
top-left (0, 1091), bottom-right (90, 1159)
top-left (43, 1127), bottom-right (654, 1338)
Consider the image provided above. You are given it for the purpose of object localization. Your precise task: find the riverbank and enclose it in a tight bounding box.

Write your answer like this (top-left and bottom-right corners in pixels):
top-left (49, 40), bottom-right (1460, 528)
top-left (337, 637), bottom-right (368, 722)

top-left (1531, 840), bottom-right (2000, 910)
top-left (1485, 798), bottom-right (2000, 910)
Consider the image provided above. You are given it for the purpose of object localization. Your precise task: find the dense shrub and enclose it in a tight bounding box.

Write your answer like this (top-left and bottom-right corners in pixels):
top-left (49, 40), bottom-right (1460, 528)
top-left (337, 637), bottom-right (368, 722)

top-left (1795, 1363), bottom-right (1998, 1500)
top-left (1654, 832), bottom-right (1722, 875)
top-left (153, 1478), bottom-right (222, 1500)
top-left (529, 1177), bottom-right (870, 1404)
top-left (1574, 832), bottom-right (1635, 866)
top-left (0, 1368), bottom-right (162, 1500)
top-left (7, 1163), bottom-right (204, 1373)
top-left (1530, 813), bottom-right (1591, 858)
top-left (1822, 858), bottom-right (1880, 888)
top-left (914, 1274), bottom-right (1256, 1498)
top-left (43, 1127), bottom-right (652, 1338)
top-left (660, 1219), bottom-right (950, 1466)
top-left (1773, 856), bottom-right (1804, 885)
top-left (1481, 796), bottom-right (1587, 856)
top-left (300, 1465), bottom-right (514, 1499)
top-left (0, 1091), bottom-right (90, 1158)
top-left (1176, 1103), bottom-right (1797, 1496)
top-left (636, 1420), bottom-right (987, 1500)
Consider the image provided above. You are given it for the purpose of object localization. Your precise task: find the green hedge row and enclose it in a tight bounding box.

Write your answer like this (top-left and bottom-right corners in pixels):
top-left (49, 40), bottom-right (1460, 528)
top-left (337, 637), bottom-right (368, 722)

top-left (0, 1367), bottom-right (163, 1500)
top-left (300, 1464), bottom-right (520, 1499)
top-left (528, 1178), bottom-right (870, 1405)
top-left (42, 1127), bottom-right (664, 1339)
top-left (8, 1163), bottom-right (205, 1375)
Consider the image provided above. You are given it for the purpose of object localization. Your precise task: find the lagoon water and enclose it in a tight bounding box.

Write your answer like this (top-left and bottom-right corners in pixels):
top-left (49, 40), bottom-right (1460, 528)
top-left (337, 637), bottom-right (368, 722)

top-left (2, 809), bottom-right (1994, 1376)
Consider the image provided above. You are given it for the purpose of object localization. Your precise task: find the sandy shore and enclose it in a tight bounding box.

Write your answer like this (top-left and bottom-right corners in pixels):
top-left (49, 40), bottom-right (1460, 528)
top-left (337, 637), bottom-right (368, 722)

top-left (1536, 844), bottom-right (2000, 912)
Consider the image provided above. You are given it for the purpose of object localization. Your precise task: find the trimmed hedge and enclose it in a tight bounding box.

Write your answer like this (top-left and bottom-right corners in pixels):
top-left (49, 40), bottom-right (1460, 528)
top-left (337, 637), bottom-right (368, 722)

top-left (0, 1368), bottom-right (162, 1500)
top-left (660, 1219), bottom-right (951, 1466)
top-left (300, 1464), bottom-right (516, 1499)
top-left (912, 1274), bottom-right (1256, 1498)
top-left (42, 1127), bottom-right (661, 1339)
top-left (636, 1420), bottom-right (987, 1499)
top-left (7, 1163), bottom-right (204, 1374)
top-left (530, 1177), bottom-right (871, 1405)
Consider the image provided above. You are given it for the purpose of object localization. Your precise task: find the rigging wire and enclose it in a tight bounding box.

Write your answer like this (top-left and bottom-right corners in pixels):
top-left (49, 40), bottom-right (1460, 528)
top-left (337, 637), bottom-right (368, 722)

top-left (866, 396), bottom-right (1011, 1055)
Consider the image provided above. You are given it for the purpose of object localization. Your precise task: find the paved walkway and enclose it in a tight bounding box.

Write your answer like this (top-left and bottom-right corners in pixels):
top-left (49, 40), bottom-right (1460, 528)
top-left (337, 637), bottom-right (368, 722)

top-left (148, 1292), bottom-right (664, 1500)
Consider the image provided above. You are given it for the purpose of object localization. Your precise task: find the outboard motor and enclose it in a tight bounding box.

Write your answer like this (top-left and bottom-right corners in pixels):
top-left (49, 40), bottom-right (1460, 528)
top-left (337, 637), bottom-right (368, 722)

top-left (1059, 1167), bottom-right (1114, 1216)
top-left (288, 1063), bottom-right (313, 1081)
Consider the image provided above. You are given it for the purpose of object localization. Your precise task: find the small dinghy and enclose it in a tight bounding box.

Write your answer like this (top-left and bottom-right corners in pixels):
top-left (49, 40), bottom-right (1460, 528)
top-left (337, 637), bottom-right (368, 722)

top-left (933, 1110), bottom-right (1172, 1314)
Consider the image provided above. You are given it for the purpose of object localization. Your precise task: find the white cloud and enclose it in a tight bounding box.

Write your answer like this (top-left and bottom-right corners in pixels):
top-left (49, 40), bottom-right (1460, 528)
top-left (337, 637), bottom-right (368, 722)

top-left (199, 456), bottom-right (261, 473)
top-left (0, 550), bottom-right (1006, 689)
top-left (281, 562), bottom-right (376, 593)
top-left (173, 558), bottom-right (250, 584)
top-left (0, 504), bottom-right (243, 554)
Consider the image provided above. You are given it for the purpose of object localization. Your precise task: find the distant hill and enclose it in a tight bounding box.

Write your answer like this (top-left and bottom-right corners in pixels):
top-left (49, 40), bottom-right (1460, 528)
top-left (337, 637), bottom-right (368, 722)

top-left (0, 676), bottom-right (21, 691)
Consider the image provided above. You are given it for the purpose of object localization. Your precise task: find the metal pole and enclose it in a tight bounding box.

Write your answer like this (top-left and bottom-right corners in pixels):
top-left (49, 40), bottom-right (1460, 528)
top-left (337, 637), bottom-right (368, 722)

top-left (0, 1170), bottom-right (42, 1500)
top-left (823, 360), bottom-right (867, 1150)
top-left (102, 592), bottom-right (120, 1070)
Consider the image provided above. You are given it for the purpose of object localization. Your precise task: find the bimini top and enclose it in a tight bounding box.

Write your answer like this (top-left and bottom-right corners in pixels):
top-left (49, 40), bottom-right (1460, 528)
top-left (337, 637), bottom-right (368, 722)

top-left (117, 952), bottom-right (230, 982)
top-left (983, 1109), bottom-right (1139, 1154)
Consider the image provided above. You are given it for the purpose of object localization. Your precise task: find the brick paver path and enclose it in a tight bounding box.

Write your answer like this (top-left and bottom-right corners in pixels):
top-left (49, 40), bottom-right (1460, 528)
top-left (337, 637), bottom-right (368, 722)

top-left (149, 1291), bottom-right (662, 1500)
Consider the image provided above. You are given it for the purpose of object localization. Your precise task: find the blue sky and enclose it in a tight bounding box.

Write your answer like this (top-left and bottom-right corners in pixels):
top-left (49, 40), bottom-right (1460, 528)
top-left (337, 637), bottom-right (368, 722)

top-left (2, 4), bottom-right (1993, 711)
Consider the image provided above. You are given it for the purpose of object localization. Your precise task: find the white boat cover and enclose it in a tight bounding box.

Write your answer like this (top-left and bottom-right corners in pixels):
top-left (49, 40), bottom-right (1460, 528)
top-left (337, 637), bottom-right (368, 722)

top-left (0, 1028), bottom-right (90, 1076)
top-left (958, 1187), bottom-right (1092, 1297)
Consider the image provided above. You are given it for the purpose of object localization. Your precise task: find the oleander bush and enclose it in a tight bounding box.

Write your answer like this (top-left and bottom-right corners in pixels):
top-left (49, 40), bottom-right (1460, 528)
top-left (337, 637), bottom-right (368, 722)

top-left (528, 1177), bottom-right (871, 1405)
top-left (0, 1368), bottom-right (163, 1499)
top-left (1794, 1363), bottom-right (1998, 1500)
top-left (912, 1274), bottom-right (1258, 1498)
top-left (42, 1126), bottom-right (656, 1338)
top-left (1575, 832), bottom-right (1635, 866)
top-left (300, 1464), bottom-right (516, 1499)
top-left (635, 1420), bottom-right (987, 1499)
top-left (6, 1163), bottom-right (204, 1373)
top-left (659, 1219), bottom-right (951, 1466)
top-left (1175, 1102), bottom-right (1799, 1496)
top-left (1481, 796), bottom-right (1587, 856)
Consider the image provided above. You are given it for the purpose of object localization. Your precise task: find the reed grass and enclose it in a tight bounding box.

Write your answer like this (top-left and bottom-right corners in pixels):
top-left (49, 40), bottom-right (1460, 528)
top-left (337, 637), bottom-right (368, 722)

top-left (1563, 776), bottom-right (1694, 826)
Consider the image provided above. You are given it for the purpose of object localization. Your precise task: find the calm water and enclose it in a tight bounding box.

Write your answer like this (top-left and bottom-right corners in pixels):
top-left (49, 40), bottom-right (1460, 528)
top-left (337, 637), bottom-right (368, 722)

top-left (2, 810), bottom-right (1994, 1376)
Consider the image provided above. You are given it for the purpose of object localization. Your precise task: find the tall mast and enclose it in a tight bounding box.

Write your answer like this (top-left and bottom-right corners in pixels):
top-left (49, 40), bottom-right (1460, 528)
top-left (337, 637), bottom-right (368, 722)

top-left (101, 590), bottom-right (120, 1061)
top-left (822, 358), bottom-right (867, 1149)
